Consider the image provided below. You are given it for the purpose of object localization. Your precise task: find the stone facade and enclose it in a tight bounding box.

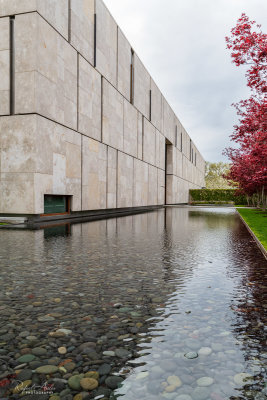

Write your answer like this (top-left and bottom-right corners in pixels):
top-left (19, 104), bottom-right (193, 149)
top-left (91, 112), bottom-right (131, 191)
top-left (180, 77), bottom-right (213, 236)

top-left (0, 0), bottom-right (205, 216)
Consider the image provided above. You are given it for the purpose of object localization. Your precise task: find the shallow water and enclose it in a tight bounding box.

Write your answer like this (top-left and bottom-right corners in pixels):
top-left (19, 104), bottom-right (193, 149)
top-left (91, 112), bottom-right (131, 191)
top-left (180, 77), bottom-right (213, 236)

top-left (0, 207), bottom-right (266, 400)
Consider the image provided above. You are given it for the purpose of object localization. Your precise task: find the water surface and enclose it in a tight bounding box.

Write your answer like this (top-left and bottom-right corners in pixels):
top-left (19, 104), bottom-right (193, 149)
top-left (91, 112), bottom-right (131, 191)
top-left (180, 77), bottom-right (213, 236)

top-left (0, 207), bottom-right (266, 400)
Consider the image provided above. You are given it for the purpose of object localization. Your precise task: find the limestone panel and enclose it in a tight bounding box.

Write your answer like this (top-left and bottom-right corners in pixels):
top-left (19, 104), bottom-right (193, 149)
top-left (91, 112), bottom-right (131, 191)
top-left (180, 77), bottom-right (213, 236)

top-left (82, 137), bottom-right (107, 210)
top-left (137, 112), bottom-right (143, 160)
top-left (133, 159), bottom-right (148, 207)
top-left (118, 28), bottom-right (131, 101)
top-left (133, 54), bottom-right (150, 119)
top-left (158, 169), bottom-right (165, 205)
top-left (107, 146), bottom-right (117, 209)
top-left (70, 0), bottom-right (94, 64)
top-left (0, 172), bottom-right (35, 214)
top-left (123, 99), bottom-right (138, 158)
top-left (0, 0), bottom-right (69, 39)
top-left (163, 97), bottom-right (175, 144)
top-left (95, 0), bottom-right (117, 87)
top-left (102, 79), bottom-right (123, 152)
top-left (0, 17), bottom-right (9, 115)
top-left (0, 115), bottom-right (82, 214)
top-left (15, 13), bottom-right (77, 130)
top-left (151, 79), bottom-right (162, 131)
top-left (117, 151), bottom-right (133, 208)
top-left (166, 144), bottom-right (173, 175)
top-left (156, 130), bottom-right (165, 170)
top-left (143, 118), bottom-right (156, 166)
top-left (78, 55), bottom-right (101, 140)
top-left (35, 116), bottom-right (82, 212)
top-left (0, 115), bottom-right (37, 174)
top-left (173, 147), bottom-right (183, 178)
top-left (148, 165), bottom-right (158, 205)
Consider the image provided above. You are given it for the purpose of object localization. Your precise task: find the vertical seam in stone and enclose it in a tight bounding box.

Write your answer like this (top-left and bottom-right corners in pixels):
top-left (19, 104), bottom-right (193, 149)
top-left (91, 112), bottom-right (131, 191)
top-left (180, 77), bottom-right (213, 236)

top-left (101, 76), bottom-right (103, 142)
top-left (81, 136), bottom-right (83, 211)
top-left (116, 150), bottom-right (118, 208)
top-left (116, 25), bottom-right (118, 89)
top-left (68, 0), bottom-right (71, 43)
top-left (149, 89), bottom-right (152, 122)
top-left (106, 146), bottom-right (108, 208)
top-left (142, 116), bottom-right (144, 161)
top-left (77, 53), bottom-right (79, 132)
top-left (9, 16), bottom-right (15, 115)
top-left (94, 13), bottom-right (97, 67)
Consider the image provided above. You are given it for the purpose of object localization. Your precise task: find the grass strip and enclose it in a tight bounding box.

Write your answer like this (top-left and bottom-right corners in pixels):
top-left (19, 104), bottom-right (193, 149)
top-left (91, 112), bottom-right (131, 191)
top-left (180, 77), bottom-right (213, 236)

top-left (236, 207), bottom-right (267, 251)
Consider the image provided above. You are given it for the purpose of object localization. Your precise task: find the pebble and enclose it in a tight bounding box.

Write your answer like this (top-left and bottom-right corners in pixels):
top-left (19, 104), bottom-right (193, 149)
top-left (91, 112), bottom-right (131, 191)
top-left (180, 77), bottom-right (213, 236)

top-left (98, 363), bottom-right (111, 376)
top-left (184, 352), bottom-right (198, 359)
top-left (68, 374), bottom-right (84, 390)
top-left (32, 347), bottom-right (47, 356)
top-left (198, 347), bottom-right (212, 356)
top-left (84, 371), bottom-right (99, 380)
top-left (175, 396), bottom-right (193, 400)
top-left (13, 379), bottom-right (32, 394)
top-left (233, 372), bottom-right (253, 385)
top-left (136, 371), bottom-right (149, 379)
top-left (167, 375), bottom-right (182, 387)
top-left (35, 365), bottom-right (59, 374)
top-left (103, 351), bottom-right (115, 357)
top-left (58, 346), bottom-right (67, 354)
top-left (196, 377), bottom-right (214, 387)
top-left (105, 375), bottom-right (124, 389)
top-left (115, 348), bottom-right (131, 358)
top-left (37, 315), bottom-right (55, 322)
top-left (80, 377), bottom-right (98, 390)
top-left (17, 354), bottom-right (36, 363)
top-left (192, 386), bottom-right (210, 400)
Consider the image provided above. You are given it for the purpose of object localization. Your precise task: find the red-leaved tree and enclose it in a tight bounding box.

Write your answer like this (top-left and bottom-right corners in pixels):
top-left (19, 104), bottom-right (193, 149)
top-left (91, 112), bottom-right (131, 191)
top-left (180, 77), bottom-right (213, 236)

top-left (224, 13), bottom-right (267, 207)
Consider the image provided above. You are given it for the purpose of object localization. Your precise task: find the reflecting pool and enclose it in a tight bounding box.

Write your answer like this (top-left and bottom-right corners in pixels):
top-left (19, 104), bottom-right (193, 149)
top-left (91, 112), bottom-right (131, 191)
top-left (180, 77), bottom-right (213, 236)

top-left (0, 207), bottom-right (266, 400)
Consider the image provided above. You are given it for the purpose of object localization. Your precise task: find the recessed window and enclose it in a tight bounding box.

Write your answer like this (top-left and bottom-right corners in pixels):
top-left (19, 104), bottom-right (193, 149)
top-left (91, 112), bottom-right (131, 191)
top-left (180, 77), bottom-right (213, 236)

top-left (44, 195), bottom-right (71, 215)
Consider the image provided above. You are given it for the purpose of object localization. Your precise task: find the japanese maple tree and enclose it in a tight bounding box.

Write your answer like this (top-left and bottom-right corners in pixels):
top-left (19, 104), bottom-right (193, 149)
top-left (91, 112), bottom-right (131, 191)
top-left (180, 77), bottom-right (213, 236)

top-left (224, 14), bottom-right (267, 205)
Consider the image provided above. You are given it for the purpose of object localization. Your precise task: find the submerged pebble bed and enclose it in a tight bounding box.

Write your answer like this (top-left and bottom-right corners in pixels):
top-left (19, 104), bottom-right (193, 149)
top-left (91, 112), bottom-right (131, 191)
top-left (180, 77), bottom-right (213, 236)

top-left (0, 207), bottom-right (266, 400)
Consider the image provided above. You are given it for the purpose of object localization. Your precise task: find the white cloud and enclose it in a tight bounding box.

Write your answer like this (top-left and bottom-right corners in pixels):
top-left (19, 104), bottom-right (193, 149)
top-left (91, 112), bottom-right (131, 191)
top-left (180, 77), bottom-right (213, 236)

top-left (104, 0), bottom-right (267, 162)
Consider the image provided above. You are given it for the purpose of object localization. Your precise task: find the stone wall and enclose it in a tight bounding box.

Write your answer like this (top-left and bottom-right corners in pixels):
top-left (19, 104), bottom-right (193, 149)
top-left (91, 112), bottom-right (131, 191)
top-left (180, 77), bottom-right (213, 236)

top-left (0, 0), bottom-right (205, 215)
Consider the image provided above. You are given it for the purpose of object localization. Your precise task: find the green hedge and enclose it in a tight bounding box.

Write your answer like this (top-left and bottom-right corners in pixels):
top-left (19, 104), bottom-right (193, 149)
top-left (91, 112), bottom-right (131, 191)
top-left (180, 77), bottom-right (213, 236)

top-left (189, 189), bottom-right (247, 204)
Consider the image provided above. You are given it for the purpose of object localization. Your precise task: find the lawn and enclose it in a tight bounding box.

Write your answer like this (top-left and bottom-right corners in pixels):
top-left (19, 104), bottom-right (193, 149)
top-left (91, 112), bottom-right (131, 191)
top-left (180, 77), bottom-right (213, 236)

top-left (236, 207), bottom-right (267, 251)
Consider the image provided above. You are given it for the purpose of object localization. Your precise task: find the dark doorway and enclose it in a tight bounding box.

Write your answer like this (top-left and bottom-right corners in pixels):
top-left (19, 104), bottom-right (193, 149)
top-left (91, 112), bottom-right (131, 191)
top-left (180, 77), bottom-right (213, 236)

top-left (43, 195), bottom-right (71, 215)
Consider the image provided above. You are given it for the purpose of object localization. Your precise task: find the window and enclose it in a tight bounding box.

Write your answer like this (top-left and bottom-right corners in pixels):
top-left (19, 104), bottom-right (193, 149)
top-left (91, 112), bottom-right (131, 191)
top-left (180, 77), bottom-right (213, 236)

top-left (44, 195), bottom-right (71, 215)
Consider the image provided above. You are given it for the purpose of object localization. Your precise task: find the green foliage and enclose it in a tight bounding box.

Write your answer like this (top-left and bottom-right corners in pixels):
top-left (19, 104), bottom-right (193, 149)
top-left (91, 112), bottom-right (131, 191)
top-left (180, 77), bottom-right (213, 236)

top-left (205, 162), bottom-right (234, 189)
top-left (189, 189), bottom-right (247, 204)
top-left (237, 208), bottom-right (267, 251)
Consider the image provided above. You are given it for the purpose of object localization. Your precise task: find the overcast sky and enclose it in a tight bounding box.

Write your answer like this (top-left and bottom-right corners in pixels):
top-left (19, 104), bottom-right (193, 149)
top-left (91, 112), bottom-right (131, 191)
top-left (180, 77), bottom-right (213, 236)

top-left (104, 0), bottom-right (267, 162)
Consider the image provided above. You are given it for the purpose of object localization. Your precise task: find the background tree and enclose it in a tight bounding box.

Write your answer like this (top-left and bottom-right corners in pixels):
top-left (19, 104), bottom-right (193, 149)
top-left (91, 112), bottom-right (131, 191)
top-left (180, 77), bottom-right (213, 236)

top-left (224, 13), bottom-right (267, 207)
top-left (205, 162), bottom-right (233, 189)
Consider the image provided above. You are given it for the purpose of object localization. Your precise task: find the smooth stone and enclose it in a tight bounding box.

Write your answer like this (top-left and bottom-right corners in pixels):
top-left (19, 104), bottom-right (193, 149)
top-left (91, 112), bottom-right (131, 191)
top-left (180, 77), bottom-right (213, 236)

top-left (103, 351), bottom-right (115, 357)
top-left (105, 376), bottom-right (124, 389)
top-left (211, 343), bottom-right (223, 352)
top-left (175, 396), bottom-right (192, 400)
top-left (16, 369), bottom-right (33, 381)
top-left (184, 352), bottom-right (198, 359)
top-left (192, 387), bottom-right (210, 400)
top-left (161, 360), bottom-right (177, 372)
top-left (57, 329), bottom-right (72, 335)
top-left (167, 376), bottom-right (182, 387)
top-left (84, 371), bottom-right (99, 380)
top-left (68, 374), bottom-right (84, 390)
top-left (185, 339), bottom-right (201, 350)
top-left (64, 362), bottom-right (76, 371)
top-left (98, 363), bottom-right (111, 376)
top-left (80, 377), bottom-right (98, 390)
top-left (35, 365), bottom-right (59, 374)
top-left (32, 347), bottom-right (47, 356)
top-left (198, 347), bottom-right (212, 356)
top-left (196, 377), bottom-right (214, 387)
top-left (136, 371), bottom-right (149, 380)
top-left (17, 354), bottom-right (36, 363)
top-left (58, 347), bottom-right (67, 355)
top-left (233, 373), bottom-right (253, 386)
top-left (115, 348), bottom-right (131, 358)
top-left (37, 315), bottom-right (55, 322)
top-left (165, 385), bottom-right (177, 393)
